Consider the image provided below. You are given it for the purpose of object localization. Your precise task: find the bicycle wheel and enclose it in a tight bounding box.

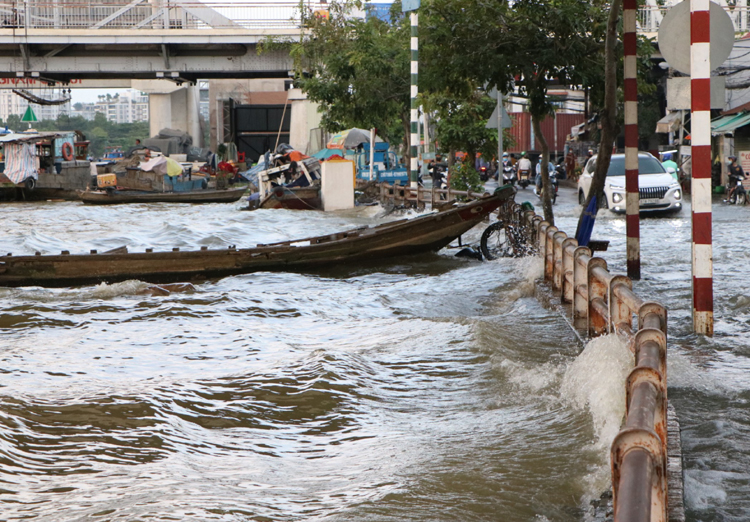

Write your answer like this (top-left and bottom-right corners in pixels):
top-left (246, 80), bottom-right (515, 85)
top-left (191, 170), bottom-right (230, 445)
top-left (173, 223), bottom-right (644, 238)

top-left (480, 221), bottom-right (514, 260)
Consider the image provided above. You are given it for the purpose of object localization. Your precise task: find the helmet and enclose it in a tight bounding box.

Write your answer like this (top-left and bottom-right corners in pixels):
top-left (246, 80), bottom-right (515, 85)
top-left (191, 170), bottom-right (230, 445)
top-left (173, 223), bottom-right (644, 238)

top-left (662, 152), bottom-right (672, 161)
top-left (502, 152), bottom-right (508, 157)
top-left (521, 151), bottom-right (526, 156)
top-left (729, 155), bottom-right (737, 160)
top-left (588, 149), bottom-right (594, 155)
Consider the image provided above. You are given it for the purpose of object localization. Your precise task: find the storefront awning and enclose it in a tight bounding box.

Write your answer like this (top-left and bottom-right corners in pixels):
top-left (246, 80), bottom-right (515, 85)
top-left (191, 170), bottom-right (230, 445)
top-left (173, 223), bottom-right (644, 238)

top-left (655, 112), bottom-right (681, 133)
top-left (711, 112), bottom-right (750, 135)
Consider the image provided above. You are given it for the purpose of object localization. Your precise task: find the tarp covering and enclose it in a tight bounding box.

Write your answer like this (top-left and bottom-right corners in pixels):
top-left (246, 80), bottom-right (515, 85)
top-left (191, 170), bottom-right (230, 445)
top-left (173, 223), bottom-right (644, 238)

top-left (139, 156), bottom-right (184, 177)
top-left (4, 142), bottom-right (39, 184)
top-left (655, 112), bottom-right (682, 134)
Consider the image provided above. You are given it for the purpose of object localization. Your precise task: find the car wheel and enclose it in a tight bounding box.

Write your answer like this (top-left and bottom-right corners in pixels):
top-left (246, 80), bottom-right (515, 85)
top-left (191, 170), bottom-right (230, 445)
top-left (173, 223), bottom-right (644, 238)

top-left (579, 190), bottom-right (585, 205)
top-left (600, 195), bottom-right (609, 209)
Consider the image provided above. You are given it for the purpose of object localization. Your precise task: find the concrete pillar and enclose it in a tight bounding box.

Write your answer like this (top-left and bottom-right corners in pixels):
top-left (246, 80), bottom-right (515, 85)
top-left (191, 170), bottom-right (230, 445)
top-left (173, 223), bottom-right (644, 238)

top-left (186, 84), bottom-right (202, 148)
top-left (149, 93), bottom-right (172, 138)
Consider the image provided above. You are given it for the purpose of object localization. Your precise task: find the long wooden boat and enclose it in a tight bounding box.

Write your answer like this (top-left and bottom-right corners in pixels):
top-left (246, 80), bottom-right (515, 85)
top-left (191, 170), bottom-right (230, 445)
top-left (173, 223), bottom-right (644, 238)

top-left (78, 186), bottom-right (248, 205)
top-left (249, 186), bottom-right (321, 210)
top-left (0, 187), bottom-right (513, 288)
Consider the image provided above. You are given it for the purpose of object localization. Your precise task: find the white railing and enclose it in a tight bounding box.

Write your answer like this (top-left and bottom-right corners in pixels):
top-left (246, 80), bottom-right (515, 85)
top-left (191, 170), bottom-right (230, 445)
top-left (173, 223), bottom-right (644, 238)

top-left (637, 4), bottom-right (749, 34)
top-left (0, 1), bottom-right (330, 30)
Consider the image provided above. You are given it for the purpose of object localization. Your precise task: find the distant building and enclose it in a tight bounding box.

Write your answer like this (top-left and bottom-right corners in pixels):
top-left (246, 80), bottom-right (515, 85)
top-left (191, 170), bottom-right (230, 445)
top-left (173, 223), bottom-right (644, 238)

top-left (0, 89), bottom-right (71, 123)
top-left (92, 90), bottom-right (149, 124)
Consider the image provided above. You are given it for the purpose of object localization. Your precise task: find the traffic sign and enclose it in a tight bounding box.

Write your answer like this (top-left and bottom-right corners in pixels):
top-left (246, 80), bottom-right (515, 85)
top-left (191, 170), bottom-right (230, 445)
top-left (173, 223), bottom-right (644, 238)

top-left (658, 0), bottom-right (734, 75)
top-left (402, 0), bottom-right (420, 12)
top-left (486, 106), bottom-right (512, 129)
top-left (21, 106), bottom-right (37, 122)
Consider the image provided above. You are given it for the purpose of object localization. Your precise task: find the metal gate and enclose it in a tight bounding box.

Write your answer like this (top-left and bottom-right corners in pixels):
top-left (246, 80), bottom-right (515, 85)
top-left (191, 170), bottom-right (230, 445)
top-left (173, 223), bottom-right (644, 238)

top-left (234, 104), bottom-right (291, 163)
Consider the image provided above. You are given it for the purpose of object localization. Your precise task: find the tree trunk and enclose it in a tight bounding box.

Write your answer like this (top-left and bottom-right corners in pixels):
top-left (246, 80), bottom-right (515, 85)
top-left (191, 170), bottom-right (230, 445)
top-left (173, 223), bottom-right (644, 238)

top-left (575, 0), bottom-right (623, 238)
top-left (532, 114), bottom-right (553, 225)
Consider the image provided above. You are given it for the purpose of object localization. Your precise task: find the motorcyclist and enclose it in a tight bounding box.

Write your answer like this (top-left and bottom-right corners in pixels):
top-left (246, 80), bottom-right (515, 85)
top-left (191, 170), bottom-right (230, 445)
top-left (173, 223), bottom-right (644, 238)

top-left (535, 159), bottom-right (556, 192)
top-left (726, 155), bottom-right (747, 203)
top-left (728, 155), bottom-right (744, 182)
top-left (517, 152), bottom-right (532, 186)
top-left (499, 152), bottom-right (514, 183)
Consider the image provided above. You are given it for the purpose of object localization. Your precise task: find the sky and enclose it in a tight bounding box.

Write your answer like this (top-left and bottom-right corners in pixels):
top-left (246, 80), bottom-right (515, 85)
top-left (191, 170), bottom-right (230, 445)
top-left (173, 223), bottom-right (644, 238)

top-left (71, 89), bottom-right (128, 104)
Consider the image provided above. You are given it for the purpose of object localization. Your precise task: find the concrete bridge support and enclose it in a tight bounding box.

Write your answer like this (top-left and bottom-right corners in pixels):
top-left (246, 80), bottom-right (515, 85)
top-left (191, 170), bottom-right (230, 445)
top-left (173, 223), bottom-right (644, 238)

top-left (147, 84), bottom-right (203, 148)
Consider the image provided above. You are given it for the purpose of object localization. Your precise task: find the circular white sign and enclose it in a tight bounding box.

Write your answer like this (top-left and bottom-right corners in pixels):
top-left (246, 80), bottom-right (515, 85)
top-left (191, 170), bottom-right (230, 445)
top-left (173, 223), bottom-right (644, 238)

top-left (658, 0), bottom-right (735, 75)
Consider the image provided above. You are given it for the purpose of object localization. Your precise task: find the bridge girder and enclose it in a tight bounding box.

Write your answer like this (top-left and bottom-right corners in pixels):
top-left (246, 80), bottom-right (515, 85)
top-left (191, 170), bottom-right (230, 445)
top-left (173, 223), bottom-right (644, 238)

top-left (0, 29), bottom-right (296, 82)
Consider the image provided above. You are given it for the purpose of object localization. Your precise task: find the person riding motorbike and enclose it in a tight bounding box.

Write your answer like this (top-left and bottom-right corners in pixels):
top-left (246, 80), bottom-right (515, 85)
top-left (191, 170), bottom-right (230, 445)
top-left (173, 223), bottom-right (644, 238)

top-left (725, 155), bottom-right (747, 203)
top-left (517, 152), bottom-right (532, 188)
top-left (534, 160), bottom-right (558, 203)
top-left (499, 152), bottom-right (515, 184)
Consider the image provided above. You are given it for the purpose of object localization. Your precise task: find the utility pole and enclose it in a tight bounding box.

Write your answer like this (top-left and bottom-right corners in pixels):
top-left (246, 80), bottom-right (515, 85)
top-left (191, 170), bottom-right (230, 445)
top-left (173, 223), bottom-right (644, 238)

top-left (403, 0), bottom-right (420, 189)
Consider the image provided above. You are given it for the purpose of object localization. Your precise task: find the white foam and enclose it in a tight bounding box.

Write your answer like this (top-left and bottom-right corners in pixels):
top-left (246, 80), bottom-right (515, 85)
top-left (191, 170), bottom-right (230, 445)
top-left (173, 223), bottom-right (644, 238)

top-left (560, 334), bottom-right (634, 495)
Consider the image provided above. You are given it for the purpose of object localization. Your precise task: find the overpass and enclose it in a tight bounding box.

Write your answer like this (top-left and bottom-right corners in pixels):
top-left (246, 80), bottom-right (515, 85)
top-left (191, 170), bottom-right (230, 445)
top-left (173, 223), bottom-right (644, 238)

top-left (0, 1), bottom-right (325, 82)
top-left (638, 0), bottom-right (750, 37)
top-left (0, 1), bottom-right (328, 148)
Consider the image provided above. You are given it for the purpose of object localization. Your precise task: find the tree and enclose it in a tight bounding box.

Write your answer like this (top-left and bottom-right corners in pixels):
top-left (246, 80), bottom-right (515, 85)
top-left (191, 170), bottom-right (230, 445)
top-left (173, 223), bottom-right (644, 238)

top-left (427, 90), bottom-right (497, 170)
top-left (423, 0), bottom-right (609, 225)
top-left (283, 1), bottom-right (412, 159)
top-left (575, 0), bottom-right (622, 239)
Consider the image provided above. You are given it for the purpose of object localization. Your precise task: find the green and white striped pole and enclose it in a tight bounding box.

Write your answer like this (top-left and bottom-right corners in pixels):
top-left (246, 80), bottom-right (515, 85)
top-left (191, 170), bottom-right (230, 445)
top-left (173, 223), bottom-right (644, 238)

top-left (409, 10), bottom-right (419, 188)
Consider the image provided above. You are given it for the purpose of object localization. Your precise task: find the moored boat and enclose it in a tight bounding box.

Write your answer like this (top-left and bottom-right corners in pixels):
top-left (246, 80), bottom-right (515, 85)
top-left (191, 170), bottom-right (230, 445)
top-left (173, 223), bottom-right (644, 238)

top-left (0, 187), bottom-right (513, 287)
top-left (78, 186), bottom-right (247, 204)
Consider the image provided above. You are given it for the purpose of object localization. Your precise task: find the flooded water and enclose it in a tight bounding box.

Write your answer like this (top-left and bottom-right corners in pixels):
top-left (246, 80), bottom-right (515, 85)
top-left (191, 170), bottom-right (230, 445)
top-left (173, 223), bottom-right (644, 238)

top-left (0, 189), bottom-right (744, 521)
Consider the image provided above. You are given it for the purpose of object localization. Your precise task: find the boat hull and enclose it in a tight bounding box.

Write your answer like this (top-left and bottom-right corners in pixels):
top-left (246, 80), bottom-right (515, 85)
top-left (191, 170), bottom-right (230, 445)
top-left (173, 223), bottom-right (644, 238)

top-left (251, 186), bottom-right (321, 210)
top-left (78, 186), bottom-right (247, 204)
top-left (0, 188), bottom-right (512, 287)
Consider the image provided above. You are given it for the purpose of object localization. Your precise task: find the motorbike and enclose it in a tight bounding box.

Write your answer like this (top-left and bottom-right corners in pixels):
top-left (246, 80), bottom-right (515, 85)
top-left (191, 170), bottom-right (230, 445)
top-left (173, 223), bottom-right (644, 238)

top-left (501, 161), bottom-right (516, 185)
top-left (517, 167), bottom-right (532, 189)
top-left (431, 165), bottom-right (448, 198)
top-left (725, 175), bottom-right (747, 205)
top-left (533, 170), bottom-right (559, 205)
top-left (478, 165), bottom-right (489, 182)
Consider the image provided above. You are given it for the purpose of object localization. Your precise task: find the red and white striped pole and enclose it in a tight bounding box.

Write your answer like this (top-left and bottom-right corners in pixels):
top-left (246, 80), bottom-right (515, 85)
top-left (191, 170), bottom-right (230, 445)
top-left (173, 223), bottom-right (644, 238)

top-left (624, 0), bottom-right (640, 280)
top-left (691, 0), bottom-right (714, 335)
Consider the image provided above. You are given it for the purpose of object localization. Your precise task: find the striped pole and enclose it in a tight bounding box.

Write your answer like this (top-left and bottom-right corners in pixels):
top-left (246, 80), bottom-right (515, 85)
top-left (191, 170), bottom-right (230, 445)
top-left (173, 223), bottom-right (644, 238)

top-left (691, 0), bottom-right (714, 335)
top-left (410, 11), bottom-right (419, 189)
top-left (624, 0), bottom-right (640, 280)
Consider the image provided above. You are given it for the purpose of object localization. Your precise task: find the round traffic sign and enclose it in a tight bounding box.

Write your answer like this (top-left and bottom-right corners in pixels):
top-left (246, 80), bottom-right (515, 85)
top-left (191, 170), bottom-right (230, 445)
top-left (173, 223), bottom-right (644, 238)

top-left (658, 0), bottom-right (735, 75)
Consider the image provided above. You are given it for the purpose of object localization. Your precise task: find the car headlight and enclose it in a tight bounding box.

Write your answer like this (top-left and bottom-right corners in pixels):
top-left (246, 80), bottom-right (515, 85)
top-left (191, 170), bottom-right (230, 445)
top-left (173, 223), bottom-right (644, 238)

top-left (612, 192), bottom-right (623, 203)
top-left (673, 189), bottom-right (681, 200)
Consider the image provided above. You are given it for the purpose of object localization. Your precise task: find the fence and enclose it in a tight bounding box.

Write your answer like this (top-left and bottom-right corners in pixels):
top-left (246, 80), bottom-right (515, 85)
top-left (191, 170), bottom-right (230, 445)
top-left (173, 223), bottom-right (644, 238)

top-left (501, 204), bottom-right (672, 522)
top-left (374, 181), bottom-right (489, 209)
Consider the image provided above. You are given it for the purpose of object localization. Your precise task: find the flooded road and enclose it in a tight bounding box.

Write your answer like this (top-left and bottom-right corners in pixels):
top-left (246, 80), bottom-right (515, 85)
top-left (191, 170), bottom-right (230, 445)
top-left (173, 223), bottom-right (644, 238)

top-left (0, 188), bottom-right (745, 521)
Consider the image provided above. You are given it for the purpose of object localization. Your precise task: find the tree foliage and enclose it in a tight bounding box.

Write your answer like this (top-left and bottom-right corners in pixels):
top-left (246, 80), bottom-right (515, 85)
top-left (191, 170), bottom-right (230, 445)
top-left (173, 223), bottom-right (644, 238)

top-left (287, 1), bottom-right (411, 153)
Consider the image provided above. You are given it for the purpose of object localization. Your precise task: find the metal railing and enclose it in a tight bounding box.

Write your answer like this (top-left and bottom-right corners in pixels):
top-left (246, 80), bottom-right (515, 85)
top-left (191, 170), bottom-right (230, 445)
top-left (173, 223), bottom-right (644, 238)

top-left (0, 1), bottom-right (329, 30)
top-left (505, 206), bottom-right (670, 522)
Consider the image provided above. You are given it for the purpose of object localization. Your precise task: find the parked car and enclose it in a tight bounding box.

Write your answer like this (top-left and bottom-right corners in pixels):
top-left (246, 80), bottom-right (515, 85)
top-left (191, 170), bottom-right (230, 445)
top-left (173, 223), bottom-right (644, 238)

top-left (577, 152), bottom-right (683, 213)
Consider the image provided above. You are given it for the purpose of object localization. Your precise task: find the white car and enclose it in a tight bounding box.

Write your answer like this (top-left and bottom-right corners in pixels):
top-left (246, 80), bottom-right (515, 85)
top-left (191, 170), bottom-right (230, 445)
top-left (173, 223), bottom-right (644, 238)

top-left (578, 152), bottom-right (683, 213)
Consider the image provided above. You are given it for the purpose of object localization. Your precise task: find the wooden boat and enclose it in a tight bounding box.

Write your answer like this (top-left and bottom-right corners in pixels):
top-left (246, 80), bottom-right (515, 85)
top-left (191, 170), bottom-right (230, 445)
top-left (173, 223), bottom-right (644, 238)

top-left (78, 186), bottom-right (248, 205)
top-left (249, 185), bottom-right (321, 210)
top-left (0, 187), bottom-right (513, 288)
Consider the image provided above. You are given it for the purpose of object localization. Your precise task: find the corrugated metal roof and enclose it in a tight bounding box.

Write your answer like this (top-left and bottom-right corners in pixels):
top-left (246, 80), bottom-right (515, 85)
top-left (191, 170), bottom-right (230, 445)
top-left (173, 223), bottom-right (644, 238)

top-left (711, 112), bottom-right (750, 134)
top-left (0, 132), bottom-right (62, 143)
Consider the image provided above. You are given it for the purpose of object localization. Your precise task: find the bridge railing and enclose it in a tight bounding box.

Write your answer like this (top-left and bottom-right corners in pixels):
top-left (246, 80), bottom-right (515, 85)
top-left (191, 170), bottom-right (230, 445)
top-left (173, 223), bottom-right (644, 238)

top-left (0, 1), bottom-right (330, 30)
top-left (506, 205), bottom-right (671, 522)
top-left (637, 4), bottom-right (749, 33)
